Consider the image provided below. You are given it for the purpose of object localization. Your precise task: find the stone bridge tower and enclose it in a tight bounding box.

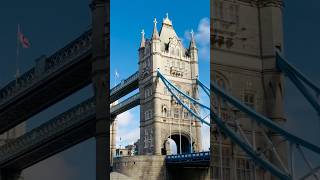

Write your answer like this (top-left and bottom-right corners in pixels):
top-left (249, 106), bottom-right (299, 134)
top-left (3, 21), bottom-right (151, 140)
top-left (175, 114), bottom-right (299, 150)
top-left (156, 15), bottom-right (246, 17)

top-left (211, 0), bottom-right (286, 179)
top-left (138, 14), bottom-right (202, 155)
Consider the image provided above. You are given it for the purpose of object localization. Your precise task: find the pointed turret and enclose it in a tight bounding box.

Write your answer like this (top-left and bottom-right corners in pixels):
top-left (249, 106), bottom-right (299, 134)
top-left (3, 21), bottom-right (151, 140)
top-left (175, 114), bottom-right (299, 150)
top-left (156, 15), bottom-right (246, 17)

top-left (152, 18), bottom-right (160, 40)
top-left (140, 29), bottom-right (145, 48)
top-left (189, 29), bottom-right (197, 49)
top-left (159, 13), bottom-right (178, 44)
top-left (189, 29), bottom-right (198, 79)
top-left (163, 13), bottom-right (172, 26)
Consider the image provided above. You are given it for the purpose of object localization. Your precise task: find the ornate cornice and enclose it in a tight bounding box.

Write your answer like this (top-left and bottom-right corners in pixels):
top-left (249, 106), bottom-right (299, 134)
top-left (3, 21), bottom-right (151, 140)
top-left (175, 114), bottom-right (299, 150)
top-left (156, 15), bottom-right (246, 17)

top-left (235, 0), bottom-right (284, 8)
top-left (257, 0), bottom-right (284, 8)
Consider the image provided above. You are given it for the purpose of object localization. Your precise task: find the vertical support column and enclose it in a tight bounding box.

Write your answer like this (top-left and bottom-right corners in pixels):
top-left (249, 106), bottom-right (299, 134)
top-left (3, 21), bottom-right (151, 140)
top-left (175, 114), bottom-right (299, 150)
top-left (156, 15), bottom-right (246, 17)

top-left (90, 0), bottom-right (110, 180)
top-left (194, 119), bottom-right (202, 152)
top-left (209, 0), bottom-right (215, 178)
top-left (110, 117), bottom-right (117, 165)
top-left (258, 0), bottom-right (288, 176)
top-left (153, 87), bottom-right (162, 155)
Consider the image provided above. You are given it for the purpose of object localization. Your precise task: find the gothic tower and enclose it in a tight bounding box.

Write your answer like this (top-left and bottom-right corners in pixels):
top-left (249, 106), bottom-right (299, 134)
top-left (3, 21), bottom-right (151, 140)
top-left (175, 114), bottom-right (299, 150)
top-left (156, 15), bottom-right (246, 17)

top-left (138, 14), bottom-right (202, 155)
top-left (211, 0), bottom-right (286, 179)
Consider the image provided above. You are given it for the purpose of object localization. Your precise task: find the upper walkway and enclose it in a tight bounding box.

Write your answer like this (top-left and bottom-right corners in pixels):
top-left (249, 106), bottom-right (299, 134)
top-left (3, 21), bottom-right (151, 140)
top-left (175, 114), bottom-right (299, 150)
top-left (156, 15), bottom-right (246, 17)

top-left (0, 29), bottom-right (93, 135)
top-left (0, 27), bottom-right (138, 134)
top-left (0, 93), bottom-right (140, 170)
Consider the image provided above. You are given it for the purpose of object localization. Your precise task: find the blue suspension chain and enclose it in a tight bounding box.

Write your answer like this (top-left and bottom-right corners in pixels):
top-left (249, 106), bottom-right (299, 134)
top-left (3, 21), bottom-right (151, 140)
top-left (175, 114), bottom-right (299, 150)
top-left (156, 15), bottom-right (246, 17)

top-left (157, 70), bottom-right (210, 126)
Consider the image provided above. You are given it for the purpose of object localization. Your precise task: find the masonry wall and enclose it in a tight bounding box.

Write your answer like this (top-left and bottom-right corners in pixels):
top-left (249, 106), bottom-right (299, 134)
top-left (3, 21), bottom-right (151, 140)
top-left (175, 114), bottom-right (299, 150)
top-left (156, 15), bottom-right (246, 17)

top-left (113, 155), bottom-right (211, 180)
top-left (113, 155), bottom-right (167, 180)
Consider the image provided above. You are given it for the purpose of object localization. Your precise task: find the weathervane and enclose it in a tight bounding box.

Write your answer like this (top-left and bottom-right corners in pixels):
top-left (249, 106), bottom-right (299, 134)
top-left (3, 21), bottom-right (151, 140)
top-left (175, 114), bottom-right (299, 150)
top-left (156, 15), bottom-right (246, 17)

top-left (153, 18), bottom-right (157, 26)
top-left (191, 29), bottom-right (194, 39)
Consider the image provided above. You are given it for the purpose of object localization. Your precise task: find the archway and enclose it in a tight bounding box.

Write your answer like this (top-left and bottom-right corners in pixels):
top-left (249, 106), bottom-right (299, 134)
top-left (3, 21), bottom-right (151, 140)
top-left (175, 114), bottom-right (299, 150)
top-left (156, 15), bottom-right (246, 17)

top-left (162, 134), bottom-right (192, 155)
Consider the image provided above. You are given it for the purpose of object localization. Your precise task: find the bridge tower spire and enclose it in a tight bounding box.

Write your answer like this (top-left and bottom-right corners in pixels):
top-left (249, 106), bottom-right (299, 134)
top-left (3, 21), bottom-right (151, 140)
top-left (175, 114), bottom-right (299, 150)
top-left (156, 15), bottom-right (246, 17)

top-left (138, 14), bottom-right (202, 155)
top-left (140, 29), bottom-right (145, 48)
top-left (152, 18), bottom-right (160, 40)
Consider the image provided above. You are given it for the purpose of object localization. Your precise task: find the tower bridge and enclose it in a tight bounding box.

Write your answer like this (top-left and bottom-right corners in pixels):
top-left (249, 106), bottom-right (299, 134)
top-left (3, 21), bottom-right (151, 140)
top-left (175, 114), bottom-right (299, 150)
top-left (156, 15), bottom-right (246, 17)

top-left (0, 0), bottom-right (320, 180)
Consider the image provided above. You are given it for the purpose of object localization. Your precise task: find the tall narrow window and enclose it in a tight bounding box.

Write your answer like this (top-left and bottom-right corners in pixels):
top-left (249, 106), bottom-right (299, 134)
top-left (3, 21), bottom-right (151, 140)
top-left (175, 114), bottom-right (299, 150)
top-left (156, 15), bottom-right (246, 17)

top-left (174, 108), bottom-right (179, 118)
top-left (244, 93), bottom-right (255, 108)
top-left (184, 112), bottom-right (189, 119)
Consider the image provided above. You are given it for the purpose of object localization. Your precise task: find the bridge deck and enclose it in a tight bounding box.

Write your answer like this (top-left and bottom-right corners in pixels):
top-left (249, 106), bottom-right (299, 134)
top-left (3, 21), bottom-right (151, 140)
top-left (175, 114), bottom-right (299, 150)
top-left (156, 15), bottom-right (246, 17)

top-left (110, 71), bottom-right (139, 102)
top-left (0, 28), bottom-right (138, 134)
top-left (0, 30), bottom-right (93, 135)
top-left (0, 94), bottom-right (140, 170)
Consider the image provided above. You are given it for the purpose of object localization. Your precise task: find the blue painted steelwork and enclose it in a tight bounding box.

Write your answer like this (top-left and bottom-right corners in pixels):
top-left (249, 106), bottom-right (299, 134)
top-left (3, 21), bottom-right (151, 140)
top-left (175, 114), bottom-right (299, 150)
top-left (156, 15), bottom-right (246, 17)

top-left (158, 68), bottom-right (290, 178)
top-left (157, 70), bottom-right (209, 111)
top-left (276, 51), bottom-right (320, 94)
top-left (197, 79), bottom-right (210, 97)
top-left (158, 67), bottom-right (320, 179)
top-left (157, 70), bottom-right (210, 126)
top-left (211, 83), bottom-right (320, 154)
top-left (166, 151), bottom-right (210, 163)
top-left (276, 52), bottom-right (320, 115)
top-left (210, 109), bottom-right (291, 180)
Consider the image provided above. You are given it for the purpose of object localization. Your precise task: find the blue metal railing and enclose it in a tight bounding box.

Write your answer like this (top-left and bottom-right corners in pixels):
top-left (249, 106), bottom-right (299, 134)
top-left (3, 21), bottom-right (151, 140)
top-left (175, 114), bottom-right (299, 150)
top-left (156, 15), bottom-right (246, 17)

top-left (110, 71), bottom-right (139, 96)
top-left (166, 151), bottom-right (210, 163)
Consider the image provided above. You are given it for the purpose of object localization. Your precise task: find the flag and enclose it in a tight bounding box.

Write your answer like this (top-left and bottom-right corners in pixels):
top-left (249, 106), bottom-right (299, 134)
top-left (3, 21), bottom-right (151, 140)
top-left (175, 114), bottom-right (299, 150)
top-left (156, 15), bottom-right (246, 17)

top-left (18, 26), bottom-right (30, 48)
top-left (115, 69), bottom-right (120, 79)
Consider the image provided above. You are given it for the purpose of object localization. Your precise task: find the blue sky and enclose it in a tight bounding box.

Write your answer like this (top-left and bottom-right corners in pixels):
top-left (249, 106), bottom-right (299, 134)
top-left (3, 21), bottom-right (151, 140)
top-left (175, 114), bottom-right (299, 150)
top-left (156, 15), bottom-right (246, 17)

top-left (110, 0), bottom-right (210, 150)
top-left (0, 0), bottom-right (319, 179)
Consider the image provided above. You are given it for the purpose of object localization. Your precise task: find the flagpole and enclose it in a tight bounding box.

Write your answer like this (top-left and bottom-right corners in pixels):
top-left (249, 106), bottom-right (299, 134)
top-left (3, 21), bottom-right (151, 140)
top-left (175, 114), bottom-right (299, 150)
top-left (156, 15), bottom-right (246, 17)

top-left (16, 24), bottom-right (20, 80)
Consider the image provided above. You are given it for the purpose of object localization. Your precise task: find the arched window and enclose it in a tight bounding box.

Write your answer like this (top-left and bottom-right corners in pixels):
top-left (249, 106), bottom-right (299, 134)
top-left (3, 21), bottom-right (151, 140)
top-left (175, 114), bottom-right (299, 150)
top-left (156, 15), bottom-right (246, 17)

top-left (214, 72), bottom-right (230, 117)
top-left (174, 108), bottom-right (180, 118)
top-left (162, 105), bottom-right (168, 117)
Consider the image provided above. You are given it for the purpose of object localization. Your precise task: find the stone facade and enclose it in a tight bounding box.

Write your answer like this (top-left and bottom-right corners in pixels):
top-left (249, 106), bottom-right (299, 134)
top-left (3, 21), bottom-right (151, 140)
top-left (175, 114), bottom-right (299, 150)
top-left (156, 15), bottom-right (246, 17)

top-left (138, 15), bottom-right (202, 155)
top-left (211, 0), bottom-right (286, 179)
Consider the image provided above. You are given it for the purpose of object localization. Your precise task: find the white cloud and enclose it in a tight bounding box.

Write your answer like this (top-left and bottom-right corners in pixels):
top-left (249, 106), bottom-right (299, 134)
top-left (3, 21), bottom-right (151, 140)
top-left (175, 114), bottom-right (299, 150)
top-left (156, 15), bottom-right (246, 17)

top-left (116, 111), bottom-right (135, 128)
top-left (115, 110), bottom-right (140, 147)
top-left (184, 17), bottom-right (210, 61)
top-left (118, 127), bottom-right (140, 147)
top-left (201, 116), bottom-right (211, 151)
top-left (195, 18), bottom-right (210, 46)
